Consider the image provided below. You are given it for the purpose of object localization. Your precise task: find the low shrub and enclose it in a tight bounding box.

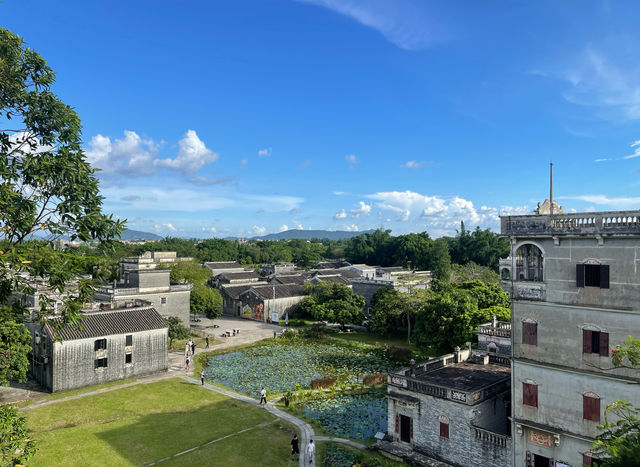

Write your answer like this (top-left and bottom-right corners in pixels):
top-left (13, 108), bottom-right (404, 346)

top-left (301, 322), bottom-right (326, 338)
top-left (363, 373), bottom-right (387, 386)
top-left (388, 346), bottom-right (412, 360)
top-left (310, 376), bottom-right (337, 389)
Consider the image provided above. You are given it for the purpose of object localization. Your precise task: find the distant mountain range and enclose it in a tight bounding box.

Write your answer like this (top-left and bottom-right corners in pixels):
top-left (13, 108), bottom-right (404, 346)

top-left (119, 229), bottom-right (163, 241)
top-left (253, 229), bottom-right (376, 241)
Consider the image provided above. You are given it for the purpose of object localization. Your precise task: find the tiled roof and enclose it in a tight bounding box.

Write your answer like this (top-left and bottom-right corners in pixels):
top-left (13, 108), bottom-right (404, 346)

top-left (243, 284), bottom-right (306, 299)
top-left (312, 260), bottom-right (351, 269)
top-left (220, 271), bottom-right (260, 280)
top-left (219, 284), bottom-right (254, 298)
top-left (44, 307), bottom-right (167, 341)
top-left (271, 275), bottom-right (307, 285)
top-left (313, 275), bottom-right (350, 285)
top-left (310, 268), bottom-right (361, 279)
top-left (204, 261), bottom-right (244, 269)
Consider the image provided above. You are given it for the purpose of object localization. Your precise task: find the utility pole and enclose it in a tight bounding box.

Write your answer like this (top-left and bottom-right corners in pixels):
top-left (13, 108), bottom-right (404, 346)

top-left (550, 162), bottom-right (554, 216)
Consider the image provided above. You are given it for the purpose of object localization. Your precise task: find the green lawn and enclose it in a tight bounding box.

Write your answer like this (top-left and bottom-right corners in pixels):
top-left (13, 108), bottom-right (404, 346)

top-left (169, 333), bottom-right (221, 352)
top-left (25, 378), bottom-right (297, 466)
top-left (42, 377), bottom-right (137, 401)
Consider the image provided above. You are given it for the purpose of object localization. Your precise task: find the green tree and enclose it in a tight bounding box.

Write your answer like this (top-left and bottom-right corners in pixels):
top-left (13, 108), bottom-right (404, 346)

top-left (412, 288), bottom-right (477, 353)
top-left (458, 280), bottom-right (510, 309)
top-left (298, 282), bottom-right (365, 329)
top-left (191, 284), bottom-right (222, 319)
top-left (165, 316), bottom-right (190, 348)
top-left (369, 287), bottom-right (406, 336)
top-left (0, 405), bottom-right (36, 466)
top-left (162, 260), bottom-right (211, 285)
top-left (591, 337), bottom-right (640, 465)
top-left (430, 237), bottom-right (451, 282)
top-left (0, 315), bottom-right (31, 386)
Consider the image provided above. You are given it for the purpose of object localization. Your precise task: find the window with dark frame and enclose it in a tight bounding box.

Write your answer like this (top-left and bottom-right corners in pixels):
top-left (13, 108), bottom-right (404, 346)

top-left (161, 297), bottom-right (167, 304)
top-left (94, 338), bottom-right (107, 351)
top-left (125, 334), bottom-right (133, 346)
top-left (576, 263), bottom-right (610, 289)
top-left (583, 394), bottom-right (601, 422)
top-left (582, 454), bottom-right (601, 467)
top-left (522, 322), bottom-right (537, 346)
top-left (583, 329), bottom-right (609, 356)
top-left (125, 353), bottom-right (132, 364)
top-left (94, 357), bottom-right (108, 368)
top-left (439, 421), bottom-right (449, 439)
top-left (523, 382), bottom-right (538, 407)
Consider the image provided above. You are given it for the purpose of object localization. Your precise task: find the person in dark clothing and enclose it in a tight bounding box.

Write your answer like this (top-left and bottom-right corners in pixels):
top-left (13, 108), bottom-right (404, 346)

top-left (205, 336), bottom-right (210, 348)
top-left (290, 434), bottom-right (299, 459)
top-left (191, 342), bottom-right (196, 355)
top-left (200, 369), bottom-right (205, 385)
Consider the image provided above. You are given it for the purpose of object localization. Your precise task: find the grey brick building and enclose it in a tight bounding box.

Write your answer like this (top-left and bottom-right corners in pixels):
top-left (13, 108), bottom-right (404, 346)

top-left (25, 302), bottom-right (168, 392)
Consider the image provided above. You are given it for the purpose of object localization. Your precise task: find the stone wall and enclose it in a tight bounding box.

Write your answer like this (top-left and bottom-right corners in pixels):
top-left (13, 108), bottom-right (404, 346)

top-left (50, 328), bottom-right (167, 392)
top-left (388, 388), bottom-right (511, 467)
top-left (352, 280), bottom-right (393, 313)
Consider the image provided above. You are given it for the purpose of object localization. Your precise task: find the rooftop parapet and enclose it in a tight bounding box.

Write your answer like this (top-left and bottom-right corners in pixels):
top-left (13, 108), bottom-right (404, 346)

top-left (501, 210), bottom-right (640, 237)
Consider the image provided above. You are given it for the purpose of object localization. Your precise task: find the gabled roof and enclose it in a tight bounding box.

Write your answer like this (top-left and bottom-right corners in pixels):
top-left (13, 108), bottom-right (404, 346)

top-left (44, 307), bottom-right (167, 341)
top-left (241, 284), bottom-right (306, 300)
top-left (204, 261), bottom-right (244, 270)
top-left (311, 275), bottom-right (350, 285)
top-left (219, 284), bottom-right (254, 298)
top-left (271, 275), bottom-right (307, 285)
top-left (219, 271), bottom-right (260, 280)
top-left (311, 260), bottom-right (351, 269)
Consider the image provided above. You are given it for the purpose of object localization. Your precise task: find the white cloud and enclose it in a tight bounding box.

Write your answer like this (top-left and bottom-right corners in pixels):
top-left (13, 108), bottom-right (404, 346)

top-left (253, 225), bottom-right (267, 235)
top-left (201, 226), bottom-right (217, 233)
top-left (155, 130), bottom-right (218, 174)
top-left (154, 223), bottom-right (177, 233)
top-left (258, 147), bottom-right (272, 157)
top-left (345, 154), bottom-right (359, 168)
top-left (240, 157), bottom-right (248, 167)
top-left (366, 190), bottom-right (502, 233)
top-left (401, 160), bottom-right (424, 169)
top-left (499, 205), bottom-right (532, 216)
top-left (349, 201), bottom-right (372, 218)
top-left (189, 175), bottom-right (235, 185)
top-left (333, 209), bottom-right (347, 220)
top-left (556, 48), bottom-right (640, 121)
top-left (624, 139), bottom-right (640, 159)
top-left (559, 194), bottom-right (640, 209)
top-left (86, 130), bottom-right (158, 177)
top-left (279, 225), bottom-right (289, 232)
top-left (298, 0), bottom-right (448, 50)
top-left (345, 224), bottom-right (359, 232)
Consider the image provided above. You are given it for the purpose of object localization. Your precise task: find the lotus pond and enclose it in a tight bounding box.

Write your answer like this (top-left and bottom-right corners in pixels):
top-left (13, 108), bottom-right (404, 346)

top-left (203, 339), bottom-right (403, 396)
top-left (298, 391), bottom-right (387, 441)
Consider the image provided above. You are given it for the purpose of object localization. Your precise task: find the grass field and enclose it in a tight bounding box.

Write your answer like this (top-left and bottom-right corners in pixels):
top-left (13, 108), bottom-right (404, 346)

top-left (25, 378), bottom-right (298, 466)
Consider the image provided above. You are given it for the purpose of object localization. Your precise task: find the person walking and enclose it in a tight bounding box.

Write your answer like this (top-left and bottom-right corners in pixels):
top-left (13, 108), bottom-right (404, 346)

top-left (200, 369), bottom-right (205, 385)
top-left (205, 336), bottom-right (210, 349)
top-left (259, 387), bottom-right (267, 405)
top-left (185, 355), bottom-right (190, 371)
top-left (191, 341), bottom-right (196, 356)
top-left (307, 439), bottom-right (315, 464)
top-left (185, 343), bottom-right (190, 356)
top-left (290, 434), bottom-right (299, 460)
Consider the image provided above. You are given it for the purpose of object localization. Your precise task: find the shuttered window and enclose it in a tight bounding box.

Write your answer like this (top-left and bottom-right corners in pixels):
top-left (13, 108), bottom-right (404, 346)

top-left (583, 395), bottom-right (601, 422)
top-left (125, 353), bottom-right (132, 364)
top-left (94, 338), bottom-right (107, 351)
top-left (577, 264), bottom-right (610, 288)
top-left (523, 322), bottom-right (537, 346)
top-left (583, 330), bottom-right (609, 356)
top-left (125, 335), bottom-right (133, 346)
top-left (523, 383), bottom-right (538, 407)
top-left (94, 357), bottom-right (108, 368)
top-left (439, 421), bottom-right (449, 439)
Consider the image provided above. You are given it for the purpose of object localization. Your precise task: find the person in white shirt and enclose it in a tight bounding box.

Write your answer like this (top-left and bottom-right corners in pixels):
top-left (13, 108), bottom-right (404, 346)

top-left (307, 439), bottom-right (315, 464)
top-left (259, 387), bottom-right (267, 405)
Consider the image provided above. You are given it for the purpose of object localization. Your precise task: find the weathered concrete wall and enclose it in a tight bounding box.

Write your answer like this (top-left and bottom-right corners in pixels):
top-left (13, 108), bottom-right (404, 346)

top-left (96, 290), bottom-right (190, 325)
top-left (509, 236), bottom-right (640, 309)
top-left (513, 361), bottom-right (638, 458)
top-left (352, 280), bottom-right (392, 312)
top-left (51, 328), bottom-right (168, 392)
top-left (513, 300), bottom-right (639, 379)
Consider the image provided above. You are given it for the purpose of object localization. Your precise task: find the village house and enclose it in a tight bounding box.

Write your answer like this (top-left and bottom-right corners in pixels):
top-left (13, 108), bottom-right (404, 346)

top-left (24, 299), bottom-right (168, 392)
top-left (214, 270), bottom-right (262, 287)
top-left (237, 284), bottom-right (306, 322)
top-left (380, 318), bottom-right (512, 467)
top-left (203, 261), bottom-right (247, 276)
top-left (260, 262), bottom-right (296, 276)
top-left (95, 267), bottom-right (190, 325)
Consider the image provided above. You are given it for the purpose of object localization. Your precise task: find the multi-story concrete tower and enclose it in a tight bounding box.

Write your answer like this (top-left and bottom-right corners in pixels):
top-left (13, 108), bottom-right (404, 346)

top-left (500, 206), bottom-right (640, 467)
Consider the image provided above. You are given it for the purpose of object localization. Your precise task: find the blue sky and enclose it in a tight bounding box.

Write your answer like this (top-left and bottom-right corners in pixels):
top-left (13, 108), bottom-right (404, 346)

top-left (4, 0), bottom-right (640, 238)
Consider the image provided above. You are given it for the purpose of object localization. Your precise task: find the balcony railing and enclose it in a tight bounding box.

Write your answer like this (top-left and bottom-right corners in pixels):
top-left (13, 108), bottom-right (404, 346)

top-left (472, 425), bottom-right (510, 447)
top-left (502, 211), bottom-right (640, 236)
top-left (478, 323), bottom-right (511, 338)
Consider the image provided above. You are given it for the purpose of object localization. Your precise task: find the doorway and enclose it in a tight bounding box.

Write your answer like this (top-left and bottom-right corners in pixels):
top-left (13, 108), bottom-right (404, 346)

top-left (534, 453), bottom-right (551, 467)
top-left (400, 415), bottom-right (411, 443)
